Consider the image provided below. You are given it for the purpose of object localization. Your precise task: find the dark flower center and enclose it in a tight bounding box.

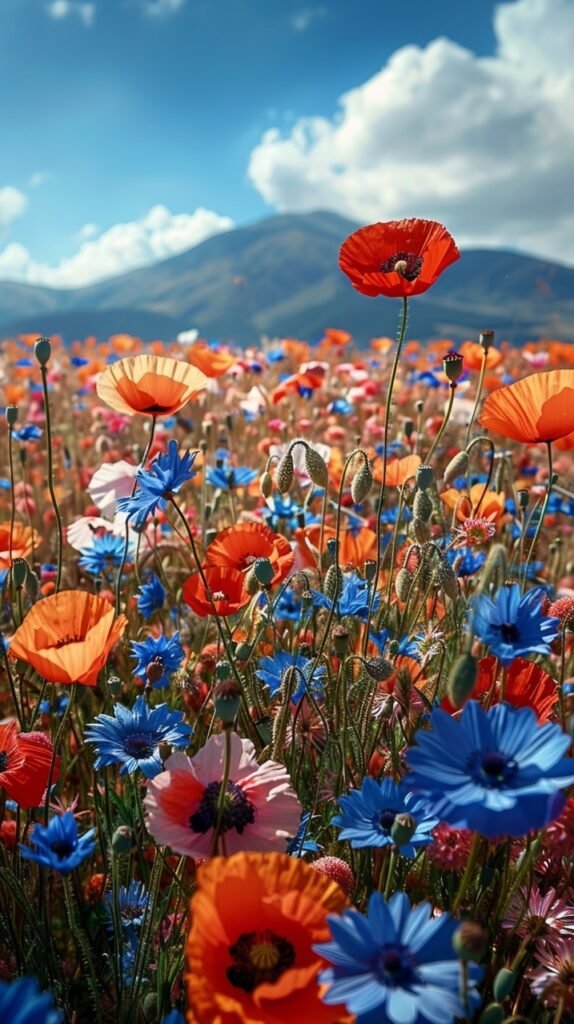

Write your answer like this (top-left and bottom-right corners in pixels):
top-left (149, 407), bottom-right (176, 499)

top-left (50, 840), bottom-right (74, 859)
top-left (468, 749), bottom-right (519, 788)
top-left (53, 633), bottom-right (84, 648)
top-left (380, 251), bottom-right (423, 282)
top-left (379, 809), bottom-right (397, 832)
top-left (374, 943), bottom-right (418, 986)
top-left (0, 751), bottom-right (9, 772)
top-left (227, 930), bottom-right (295, 992)
top-left (124, 733), bottom-right (155, 759)
top-left (499, 622), bottom-right (520, 643)
top-left (189, 780), bottom-right (255, 835)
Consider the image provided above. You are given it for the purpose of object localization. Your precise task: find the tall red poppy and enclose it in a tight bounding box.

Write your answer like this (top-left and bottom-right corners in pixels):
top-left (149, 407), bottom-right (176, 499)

top-left (0, 721), bottom-right (60, 808)
top-left (204, 523), bottom-right (294, 588)
top-left (339, 219), bottom-right (460, 298)
top-left (183, 566), bottom-right (251, 618)
top-left (479, 370), bottom-right (574, 444)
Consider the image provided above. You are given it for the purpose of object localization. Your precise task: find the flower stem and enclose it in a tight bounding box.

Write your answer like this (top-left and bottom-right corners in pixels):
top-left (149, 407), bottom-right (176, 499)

top-left (522, 441), bottom-right (554, 586)
top-left (425, 383), bottom-right (456, 464)
top-left (115, 416), bottom-right (157, 615)
top-left (40, 364), bottom-right (64, 592)
top-left (211, 725), bottom-right (233, 857)
top-left (452, 832), bottom-right (481, 913)
top-left (464, 349), bottom-right (487, 449)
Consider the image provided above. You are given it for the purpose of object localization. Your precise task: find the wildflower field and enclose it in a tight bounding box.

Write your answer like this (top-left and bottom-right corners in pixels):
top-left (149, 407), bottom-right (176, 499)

top-left (2, 218), bottom-right (574, 1023)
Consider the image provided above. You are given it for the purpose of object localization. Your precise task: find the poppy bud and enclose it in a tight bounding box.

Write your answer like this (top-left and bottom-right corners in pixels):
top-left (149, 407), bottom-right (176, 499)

top-left (145, 657), bottom-right (164, 687)
top-left (5, 405), bottom-right (18, 427)
top-left (276, 451), bottom-right (294, 493)
top-left (478, 1004), bottom-right (504, 1024)
top-left (410, 518), bottom-right (431, 543)
top-left (413, 489), bottom-right (433, 522)
top-left (493, 967), bottom-right (516, 1001)
top-left (395, 568), bottom-right (412, 603)
top-left (443, 450), bottom-right (469, 484)
top-left (215, 660), bottom-right (232, 681)
top-left (331, 624), bottom-right (349, 656)
top-left (143, 995), bottom-right (158, 1020)
top-left (234, 641), bottom-right (252, 661)
top-left (442, 351), bottom-right (464, 384)
top-left (11, 558), bottom-right (28, 589)
top-left (326, 537), bottom-right (338, 563)
top-left (447, 652), bottom-right (477, 708)
top-left (403, 418), bottom-right (414, 440)
top-left (111, 825), bottom-right (135, 855)
top-left (365, 657), bottom-right (394, 681)
top-left (416, 465), bottom-right (434, 490)
top-left (35, 337), bottom-right (52, 366)
top-left (390, 812), bottom-right (416, 846)
top-left (363, 559), bottom-right (377, 582)
top-left (433, 556), bottom-right (459, 600)
top-left (213, 678), bottom-right (241, 724)
top-left (260, 470), bottom-right (273, 499)
top-left (479, 330), bottom-right (495, 352)
top-left (323, 565), bottom-right (343, 602)
top-left (253, 557), bottom-right (274, 587)
top-left (351, 461), bottom-right (373, 504)
top-left (304, 446), bottom-right (328, 488)
top-left (452, 921), bottom-right (488, 962)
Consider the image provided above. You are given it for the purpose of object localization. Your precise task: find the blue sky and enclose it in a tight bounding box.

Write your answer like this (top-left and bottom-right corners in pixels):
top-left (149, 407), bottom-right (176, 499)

top-left (1, 0), bottom-right (573, 286)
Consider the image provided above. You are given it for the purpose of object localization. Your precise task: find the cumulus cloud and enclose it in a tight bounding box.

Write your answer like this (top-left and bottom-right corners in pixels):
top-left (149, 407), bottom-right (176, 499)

top-left (0, 188), bottom-right (28, 231)
top-left (0, 205), bottom-right (233, 288)
top-left (143, 0), bottom-right (186, 15)
top-left (248, 0), bottom-right (574, 263)
top-left (46, 1), bottom-right (96, 26)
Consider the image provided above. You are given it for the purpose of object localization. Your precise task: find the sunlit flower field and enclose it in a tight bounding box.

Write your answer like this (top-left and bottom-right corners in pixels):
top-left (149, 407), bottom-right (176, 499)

top-left (1, 219), bottom-right (574, 1023)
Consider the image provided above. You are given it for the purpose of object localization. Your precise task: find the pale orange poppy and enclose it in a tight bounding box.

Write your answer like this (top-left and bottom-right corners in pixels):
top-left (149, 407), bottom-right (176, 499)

top-left (479, 370), bottom-right (574, 444)
top-left (96, 354), bottom-right (207, 417)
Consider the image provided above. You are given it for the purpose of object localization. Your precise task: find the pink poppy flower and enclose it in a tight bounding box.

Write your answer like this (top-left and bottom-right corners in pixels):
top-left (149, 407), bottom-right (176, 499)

top-left (143, 733), bottom-right (301, 858)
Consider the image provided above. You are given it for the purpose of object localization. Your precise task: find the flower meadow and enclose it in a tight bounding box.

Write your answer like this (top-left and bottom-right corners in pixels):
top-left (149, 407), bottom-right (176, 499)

top-left (1, 218), bottom-right (574, 1022)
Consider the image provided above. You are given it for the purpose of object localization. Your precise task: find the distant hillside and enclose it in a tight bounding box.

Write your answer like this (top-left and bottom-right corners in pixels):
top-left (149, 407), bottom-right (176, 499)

top-left (1, 211), bottom-right (573, 344)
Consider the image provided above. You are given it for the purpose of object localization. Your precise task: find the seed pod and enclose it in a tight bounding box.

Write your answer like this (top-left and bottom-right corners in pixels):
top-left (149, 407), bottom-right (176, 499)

top-left (34, 337), bottom-right (51, 366)
top-left (479, 329), bottom-right (495, 352)
top-left (276, 451), bottom-right (294, 493)
top-left (442, 350), bottom-right (464, 384)
top-left (416, 465), bottom-right (434, 491)
top-left (5, 405), bottom-right (18, 427)
top-left (365, 657), bottom-right (394, 681)
top-left (323, 565), bottom-right (343, 602)
top-left (351, 461), bottom-right (373, 504)
top-left (304, 446), bottom-right (329, 488)
top-left (410, 517), bottom-right (431, 543)
top-left (253, 557), bottom-right (274, 586)
top-left (443, 449), bottom-right (469, 484)
top-left (413, 489), bottom-right (433, 522)
top-left (213, 678), bottom-right (242, 724)
top-left (478, 1004), bottom-right (504, 1024)
top-left (493, 968), bottom-right (516, 1002)
top-left (447, 652), bottom-right (477, 709)
top-left (433, 555), bottom-right (459, 600)
top-left (390, 812), bottom-right (416, 847)
top-left (260, 470), bottom-right (273, 499)
top-left (452, 921), bottom-right (488, 962)
top-left (395, 567), bottom-right (413, 603)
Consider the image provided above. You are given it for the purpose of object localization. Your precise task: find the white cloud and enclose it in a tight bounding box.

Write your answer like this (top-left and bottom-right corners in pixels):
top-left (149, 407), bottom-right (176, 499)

top-left (143, 0), bottom-right (186, 15)
top-left (291, 7), bottom-right (326, 32)
top-left (248, 0), bottom-right (574, 263)
top-left (76, 222), bottom-right (99, 241)
top-left (46, 1), bottom-right (96, 25)
top-left (28, 171), bottom-right (49, 188)
top-left (0, 188), bottom-right (28, 231)
top-left (0, 204), bottom-right (233, 288)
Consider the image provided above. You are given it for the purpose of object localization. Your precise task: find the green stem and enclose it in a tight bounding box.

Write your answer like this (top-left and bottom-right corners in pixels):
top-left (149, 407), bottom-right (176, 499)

top-left (452, 833), bottom-right (481, 913)
top-left (115, 416), bottom-right (157, 615)
top-left (425, 383), bottom-right (456, 464)
top-left (210, 725), bottom-right (233, 856)
top-left (523, 441), bottom-right (554, 585)
top-left (464, 349), bottom-right (488, 449)
top-left (40, 364), bottom-right (64, 592)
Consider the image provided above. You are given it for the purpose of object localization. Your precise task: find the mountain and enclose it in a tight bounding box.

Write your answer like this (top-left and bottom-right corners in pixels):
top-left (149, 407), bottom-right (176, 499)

top-left (1, 211), bottom-right (573, 344)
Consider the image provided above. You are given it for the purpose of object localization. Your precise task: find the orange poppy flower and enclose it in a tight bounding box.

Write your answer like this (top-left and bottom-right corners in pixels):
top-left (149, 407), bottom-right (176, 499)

top-left (0, 721), bottom-right (60, 808)
top-left (204, 523), bottom-right (294, 588)
top-left (280, 339), bottom-right (309, 363)
top-left (339, 219), bottom-right (459, 298)
top-left (185, 851), bottom-right (350, 1024)
top-left (4, 384), bottom-right (26, 405)
top-left (441, 483), bottom-right (506, 526)
top-left (188, 343), bottom-right (237, 378)
top-left (479, 370), bottom-right (574, 444)
top-left (109, 333), bottom-right (140, 354)
top-left (319, 328), bottom-right (352, 349)
top-left (370, 336), bottom-right (394, 354)
top-left (442, 655), bottom-right (557, 722)
top-left (0, 522), bottom-right (40, 570)
top-left (459, 341), bottom-right (502, 371)
top-left (376, 454), bottom-right (421, 487)
top-left (183, 566), bottom-right (251, 618)
top-left (9, 591), bottom-right (127, 686)
top-left (96, 354), bottom-right (207, 417)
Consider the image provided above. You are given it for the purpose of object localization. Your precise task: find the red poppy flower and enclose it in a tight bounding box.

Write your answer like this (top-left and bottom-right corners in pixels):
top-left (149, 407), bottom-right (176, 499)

top-left (479, 370), bottom-right (574, 444)
top-left (339, 219), bottom-right (460, 298)
top-left (204, 522), bottom-right (294, 588)
top-left (0, 721), bottom-right (60, 808)
top-left (441, 655), bottom-right (557, 722)
top-left (183, 566), bottom-right (251, 617)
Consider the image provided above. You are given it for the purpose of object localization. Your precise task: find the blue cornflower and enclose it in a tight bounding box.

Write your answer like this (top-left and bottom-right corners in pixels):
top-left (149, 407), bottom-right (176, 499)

top-left (85, 694), bottom-right (191, 777)
top-left (131, 632), bottom-right (185, 688)
top-left (446, 545), bottom-right (486, 577)
top-left (256, 650), bottom-right (325, 701)
top-left (472, 583), bottom-right (559, 665)
top-left (261, 494), bottom-right (304, 531)
top-left (0, 977), bottom-right (62, 1024)
top-left (315, 891), bottom-right (482, 1024)
top-left (405, 701), bottom-right (574, 838)
top-left (330, 397), bottom-right (353, 415)
top-left (79, 533), bottom-right (127, 575)
top-left (117, 440), bottom-right (198, 529)
top-left (311, 572), bottom-right (379, 621)
top-left (39, 694), bottom-right (70, 717)
top-left (136, 573), bottom-right (166, 618)
top-left (20, 811), bottom-right (96, 874)
top-left (12, 424), bottom-right (43, 442)
top-left (206, 463), bottom-right (258, 489)
top-left (286, 812), bottom-right (323, 857)
top-left (332, 777), bottom-right (438, 857)
top-left (104, 879), bottom-right (148, 931)
top-left (161, 1014), bottom-right (185, 1024)
top-left (269, 586), bottom-right (302, 622)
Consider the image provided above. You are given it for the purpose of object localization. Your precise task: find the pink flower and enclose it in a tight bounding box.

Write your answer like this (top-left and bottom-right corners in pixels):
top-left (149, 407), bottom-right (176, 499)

top-left (143, 733), bottom-right (301, 858)
top-left (527, 938), bottom-right (574, 1010)
top-left (502, 885), bottom-right (574, 947)
top-left (426, 824), bottom-right (474, 872)
top-left (88, 459), bottom-right (137, 519)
